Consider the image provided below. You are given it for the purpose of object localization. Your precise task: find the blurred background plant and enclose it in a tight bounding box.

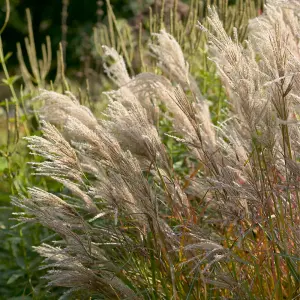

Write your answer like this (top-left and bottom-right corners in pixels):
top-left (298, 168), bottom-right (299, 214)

top-left (0, 0), bottom-right (265, 298)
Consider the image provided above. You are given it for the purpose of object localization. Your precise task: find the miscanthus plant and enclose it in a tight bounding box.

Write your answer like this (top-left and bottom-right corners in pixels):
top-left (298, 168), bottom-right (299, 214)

top-left (12, 0), bottom-right (300, 298)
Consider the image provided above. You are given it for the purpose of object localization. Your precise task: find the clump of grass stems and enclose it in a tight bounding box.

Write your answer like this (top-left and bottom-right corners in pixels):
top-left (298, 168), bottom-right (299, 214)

top-left (12, 0), bottom-right (300, 299)
top-left (5, 0), bottom-right (300, 299)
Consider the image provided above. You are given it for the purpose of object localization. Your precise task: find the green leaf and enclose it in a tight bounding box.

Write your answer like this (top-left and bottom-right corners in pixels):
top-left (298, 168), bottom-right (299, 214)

top-left (7, 273), bottom-right (23, 284)
top-left (3, 52), bottom-right (12, 62)
top-left (0, 157), bottom-right (8, 171)
top-left (2, 75), bottom-right (20, 86)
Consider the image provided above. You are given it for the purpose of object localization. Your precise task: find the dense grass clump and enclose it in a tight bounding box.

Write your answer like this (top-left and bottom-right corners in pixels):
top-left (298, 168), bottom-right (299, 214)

top-left (4, 0), bottom-right (300, 299)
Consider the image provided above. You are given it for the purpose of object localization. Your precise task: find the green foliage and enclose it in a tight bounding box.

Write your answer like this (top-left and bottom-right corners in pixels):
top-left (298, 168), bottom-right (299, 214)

top-left (0, 0), bottom-right (267, 298)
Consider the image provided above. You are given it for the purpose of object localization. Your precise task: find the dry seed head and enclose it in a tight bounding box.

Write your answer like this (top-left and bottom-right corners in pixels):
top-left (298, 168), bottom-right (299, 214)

top-left (149, 29), bottom-right (190, 86)
top-left (102, 45), bottom-right (131, 86)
